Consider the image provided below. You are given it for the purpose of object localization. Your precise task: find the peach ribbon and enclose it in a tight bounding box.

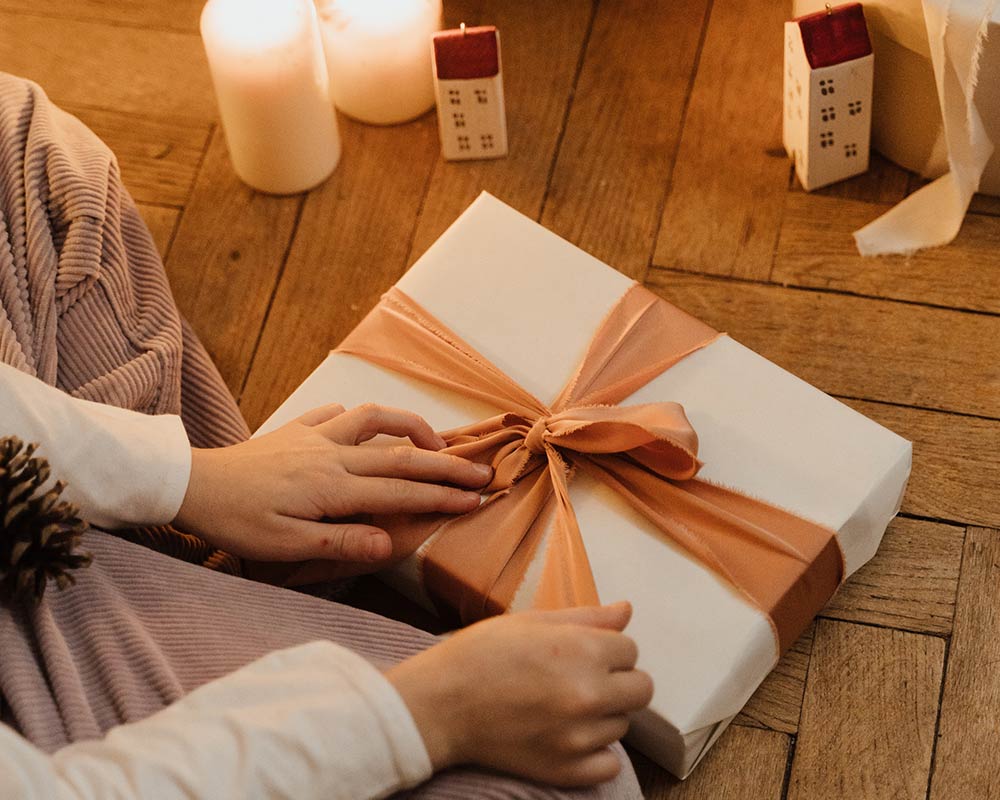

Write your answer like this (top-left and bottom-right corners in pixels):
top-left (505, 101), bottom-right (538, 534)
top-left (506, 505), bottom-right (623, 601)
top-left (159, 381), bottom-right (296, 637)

top-left (338, 283), bottom-right (844, 653)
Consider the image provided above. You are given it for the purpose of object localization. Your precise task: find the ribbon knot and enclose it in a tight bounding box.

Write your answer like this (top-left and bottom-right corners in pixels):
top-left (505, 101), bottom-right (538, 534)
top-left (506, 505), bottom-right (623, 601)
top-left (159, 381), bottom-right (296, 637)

top-left (335, 283), bottom-right (845, 654)
top-left (507, 404), bottom-right (704, 482)
top-left (524, 415), bottom-right (550, 455)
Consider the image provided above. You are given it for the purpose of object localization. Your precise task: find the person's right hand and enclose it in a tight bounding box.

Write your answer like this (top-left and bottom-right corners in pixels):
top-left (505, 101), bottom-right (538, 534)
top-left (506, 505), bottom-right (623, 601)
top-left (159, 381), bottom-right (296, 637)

top-left (175, 403), bottom-right (491, 570)
top-left (386, 602), bottom-right (653, 787)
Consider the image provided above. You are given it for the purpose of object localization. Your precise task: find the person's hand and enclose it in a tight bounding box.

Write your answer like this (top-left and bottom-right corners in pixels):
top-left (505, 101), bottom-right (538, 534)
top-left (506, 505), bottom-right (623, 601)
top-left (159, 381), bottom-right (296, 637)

top-left (174, 403), bottom-right (491, 565)
top-left (386, 602), bottom-right (653, 787)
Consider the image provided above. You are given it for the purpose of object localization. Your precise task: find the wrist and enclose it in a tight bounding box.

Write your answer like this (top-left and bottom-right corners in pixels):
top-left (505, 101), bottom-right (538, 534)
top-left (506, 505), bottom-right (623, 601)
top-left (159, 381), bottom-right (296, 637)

top-left (385, 658), bottom-right (464, 771)
top-left (174, 447), bottom-right (213, 535)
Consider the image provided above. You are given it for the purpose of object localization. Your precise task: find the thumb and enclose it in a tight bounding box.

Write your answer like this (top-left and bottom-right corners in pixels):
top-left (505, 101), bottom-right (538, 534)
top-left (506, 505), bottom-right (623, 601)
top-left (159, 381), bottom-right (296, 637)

top-left (528, 601), bottom-right (632, 631)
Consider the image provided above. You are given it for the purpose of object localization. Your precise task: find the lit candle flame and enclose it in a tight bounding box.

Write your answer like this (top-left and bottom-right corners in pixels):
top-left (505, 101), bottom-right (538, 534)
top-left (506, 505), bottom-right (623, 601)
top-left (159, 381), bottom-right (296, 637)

top-left (202, 0), bottom-right (309, 55)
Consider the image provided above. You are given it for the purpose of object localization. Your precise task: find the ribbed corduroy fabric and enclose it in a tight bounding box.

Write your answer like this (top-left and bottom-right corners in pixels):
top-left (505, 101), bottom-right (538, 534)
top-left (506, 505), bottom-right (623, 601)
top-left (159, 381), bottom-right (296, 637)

top-left (0, 68), bottom-right (247, 572)
top-left (0, 72), bottom-right (641, 799)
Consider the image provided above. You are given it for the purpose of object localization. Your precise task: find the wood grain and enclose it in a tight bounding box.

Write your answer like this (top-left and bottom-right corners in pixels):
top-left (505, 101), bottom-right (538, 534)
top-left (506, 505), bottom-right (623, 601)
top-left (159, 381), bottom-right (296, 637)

top-left (789, 151), bottom-right (911, 206)
top-left (929, 527), bottom-right (1000, 800)
top-left (774, 193), bottom-right (1000, 314)
top-left (909, 172), bottom-right (1000, 217)
top-left (842, 399), bottom-right (1000, 529)
top-left (137, 203), bottom-right (180, 261)
top-left (239, 116), bottom-right (440, 430)
top-left (734, 623), bottom-right (813, 734)
top-left (821, 517), bottom-right (963, 635)
top-left (69, 106), bottom-right (210, 207)
top-left (788, 620), bottom-right (944, 800)
top-left (165, 128), bottom-right (302, 396)
top-left (645, 269), bottom-right (1000, 419)
top-left (15, 0), bottom-right (1000, 791)
top-left (633, 726), bottom-right (789, 800)
top-left (538, 0), bottom-right (710, 280)
top-left (408, 0), bottom-right (592, 260)
top-left (969, 191), bottom-right (1000, 216)
top-left (654, 0), bottom-right (788, 280)
top-left (732, 516), bottom-right (960, 737)
top-left (0, 0), bottom-right (203, 32)
top-left (0, 11), bottom-right (214, 122)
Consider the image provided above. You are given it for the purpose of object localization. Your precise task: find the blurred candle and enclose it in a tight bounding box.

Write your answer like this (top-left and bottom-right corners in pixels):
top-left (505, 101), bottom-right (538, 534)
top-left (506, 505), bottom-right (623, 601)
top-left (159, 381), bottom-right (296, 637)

top-left (201, 0), bottom-right (340, 194)
top-left (316, 0), bottom-right (442, 125)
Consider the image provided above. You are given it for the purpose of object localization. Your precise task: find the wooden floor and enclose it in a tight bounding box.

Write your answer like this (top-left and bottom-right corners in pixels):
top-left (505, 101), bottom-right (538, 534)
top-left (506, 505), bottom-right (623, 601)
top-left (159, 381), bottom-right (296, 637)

top-left (4, 0), bottom-right (1000, 797)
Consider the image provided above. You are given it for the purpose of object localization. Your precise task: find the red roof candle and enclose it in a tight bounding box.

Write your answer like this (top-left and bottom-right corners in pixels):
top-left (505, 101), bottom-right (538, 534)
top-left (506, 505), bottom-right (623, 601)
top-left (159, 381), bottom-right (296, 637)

top-left (433, 25), bottom-right (500, 79)
top-left (432, 24), bottom-right (508, 161)
top-left (795, 3), bottom-right (872, 68)
top-left (782, 2), bottom-right (874, 190)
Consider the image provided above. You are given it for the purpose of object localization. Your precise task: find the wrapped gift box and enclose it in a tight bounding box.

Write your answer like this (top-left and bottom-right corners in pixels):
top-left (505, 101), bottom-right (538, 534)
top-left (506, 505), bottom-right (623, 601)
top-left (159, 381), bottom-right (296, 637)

top-left (257, 193), bottom-right (911, 778)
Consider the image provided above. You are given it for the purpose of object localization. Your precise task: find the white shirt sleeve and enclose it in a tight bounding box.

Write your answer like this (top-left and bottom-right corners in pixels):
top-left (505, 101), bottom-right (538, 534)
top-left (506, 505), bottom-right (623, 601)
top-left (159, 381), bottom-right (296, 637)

top-left (0, 362), bottom-right (191, 529)
top-left (0, 640), bottom-right (434, 800)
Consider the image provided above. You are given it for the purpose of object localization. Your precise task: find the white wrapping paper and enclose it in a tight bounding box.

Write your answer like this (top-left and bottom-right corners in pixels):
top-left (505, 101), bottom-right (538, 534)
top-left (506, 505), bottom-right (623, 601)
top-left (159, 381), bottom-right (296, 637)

top-left (257, 193), bottom-right (912, 777)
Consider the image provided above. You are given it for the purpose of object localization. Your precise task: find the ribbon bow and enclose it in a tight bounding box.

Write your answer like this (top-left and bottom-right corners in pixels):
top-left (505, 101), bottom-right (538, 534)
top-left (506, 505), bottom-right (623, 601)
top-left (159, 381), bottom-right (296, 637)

top-left (338, 284), bottom-right (843, 653)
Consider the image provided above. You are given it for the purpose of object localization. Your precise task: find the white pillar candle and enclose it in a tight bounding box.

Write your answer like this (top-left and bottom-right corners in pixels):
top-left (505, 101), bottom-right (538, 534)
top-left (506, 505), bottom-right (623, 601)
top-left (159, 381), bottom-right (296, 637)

top-left (316, 0), bottom-right (442, 125)
top-left (201, 0), bottom-right (341, 194)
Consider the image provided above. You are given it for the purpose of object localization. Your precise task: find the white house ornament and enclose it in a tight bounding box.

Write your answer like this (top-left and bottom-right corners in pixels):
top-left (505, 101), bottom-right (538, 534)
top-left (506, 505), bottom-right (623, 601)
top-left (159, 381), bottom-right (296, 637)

top-left (783, 3), bottom-right (873, 191)
top-left (432, 24), bottom-right (508, 161)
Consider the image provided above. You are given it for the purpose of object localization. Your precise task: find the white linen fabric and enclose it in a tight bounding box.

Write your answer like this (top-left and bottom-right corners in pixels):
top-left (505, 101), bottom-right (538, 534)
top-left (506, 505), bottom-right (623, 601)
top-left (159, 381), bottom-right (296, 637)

top-left (1, 361), bottom-right (190, 529)
top-left (0, 641), bottom-right (432, 800)
top-left (1, 363), bottom-right (434, 800)
top-left (853, 0), bottom-right (997, 255)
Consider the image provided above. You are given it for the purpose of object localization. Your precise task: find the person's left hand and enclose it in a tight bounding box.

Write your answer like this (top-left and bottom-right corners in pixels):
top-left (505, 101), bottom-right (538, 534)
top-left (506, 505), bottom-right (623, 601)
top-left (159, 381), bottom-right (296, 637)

top-left (173, 403), bottom-right (491, 570)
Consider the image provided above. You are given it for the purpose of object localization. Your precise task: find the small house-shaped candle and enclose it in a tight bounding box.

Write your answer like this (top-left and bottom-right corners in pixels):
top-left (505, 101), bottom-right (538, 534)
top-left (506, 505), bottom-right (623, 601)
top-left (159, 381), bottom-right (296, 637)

top-left (783, 3), bottom-right (873, 191)
top-left (432, 24), bottom-right (508, 161)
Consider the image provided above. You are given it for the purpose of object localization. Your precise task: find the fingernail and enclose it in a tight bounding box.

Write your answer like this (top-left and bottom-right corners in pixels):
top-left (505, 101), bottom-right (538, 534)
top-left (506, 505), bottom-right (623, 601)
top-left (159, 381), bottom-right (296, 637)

top-left (434, 434), bottom-right (448, 449)
top-left (473, 463), bottom-right (493, 479)
top-left (463, 491), bottom-right (484, 506)
top-left (367, 535), bottom-right (391, 561)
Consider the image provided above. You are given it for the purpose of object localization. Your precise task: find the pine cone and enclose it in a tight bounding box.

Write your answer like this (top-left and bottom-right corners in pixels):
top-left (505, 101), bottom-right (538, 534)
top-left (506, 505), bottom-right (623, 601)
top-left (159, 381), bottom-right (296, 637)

top-left (0, 436), bottom-right (91, 604)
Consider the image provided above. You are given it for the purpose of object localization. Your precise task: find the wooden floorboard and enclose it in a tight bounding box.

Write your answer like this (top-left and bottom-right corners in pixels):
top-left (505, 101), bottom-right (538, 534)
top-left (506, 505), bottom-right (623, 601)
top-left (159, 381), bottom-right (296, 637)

top-left (789, 151), bottom-right (910, 205)
top-left (137, 203), bottom-right (181, 261)
top-left (774, 193), bottom-right (1000, 314)
top-left (634, 726), bottom-right (789, 799)
top-left (929, 528), bottom-right (1000, 800)
top-left (408, 0), bottom-right (593, 260)
top-left (9, 0), bottom-right (1000, 795)
top-left (645, 270), bottom-right (1000, 419)
top-left (539, 0), bottom-right (710, 280)
top-left (734, 623), bottom-right (814, 735)
top-left (0, 0), bottom-right (203, 32)
top-left (165, 128), bottom-right (302, 397)
top-left (841, 399), bottom-right (1000, 529)
top-left (787, 620), bottom-right (944, 800)
top-left (654, 0), bottom-right (789, 280)
top-left (0, 10), bottom-right (214, 121)
top-left (68, 105), bottom-right (211, 207)
top-left (239, 116), bottom-right (441, 429)
top-left (818, 517), bottom-right (964, 636)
